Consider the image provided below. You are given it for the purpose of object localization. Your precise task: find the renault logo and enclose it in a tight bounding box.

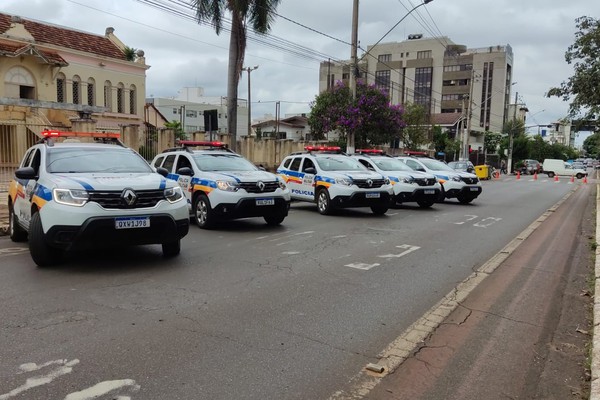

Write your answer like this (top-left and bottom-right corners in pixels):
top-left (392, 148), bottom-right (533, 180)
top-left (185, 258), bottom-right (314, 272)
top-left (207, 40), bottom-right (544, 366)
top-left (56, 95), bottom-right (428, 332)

top-left (121, 189), bottom-right (137, 206)
top-left (256, 181), bottom-right (265, 192)
top-left (367, 179), bottom-right (373, 187)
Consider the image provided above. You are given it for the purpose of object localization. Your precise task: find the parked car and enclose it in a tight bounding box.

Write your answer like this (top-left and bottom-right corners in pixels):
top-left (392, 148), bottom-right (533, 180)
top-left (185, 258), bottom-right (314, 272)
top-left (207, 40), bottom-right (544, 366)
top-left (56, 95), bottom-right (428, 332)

top-left (7, 130), bottom-right (189, 266)
top-left (521, 159), bottom-right (542, 175)
top-left (397, 156), bottom-right (482, 204)
top-left (351, 150), bottom-right (441, 208)
top-left (571, 161), bottom-right (585, 170)
top-left (277, 146), bottom-right (393, 215)
top-left (542, 158), bottom-right (587, 179)
top-left (447, 160), bottom-right (475, 173)
top-left (151, 141), bottom-right (291, 229)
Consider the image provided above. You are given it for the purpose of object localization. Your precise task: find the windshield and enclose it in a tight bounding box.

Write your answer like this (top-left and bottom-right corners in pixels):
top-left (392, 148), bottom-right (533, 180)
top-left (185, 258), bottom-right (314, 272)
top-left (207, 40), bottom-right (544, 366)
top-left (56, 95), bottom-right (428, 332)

top-left (372, 158), bottom-right (414, 172)
top-left (46, 147), bottom-right (153, 173)
top-left (419, 159), bottom-right (455, 172)
top-left (316, 156), bottom-right (368, 171)
top-left (193, 154), bottom-right (258, 171)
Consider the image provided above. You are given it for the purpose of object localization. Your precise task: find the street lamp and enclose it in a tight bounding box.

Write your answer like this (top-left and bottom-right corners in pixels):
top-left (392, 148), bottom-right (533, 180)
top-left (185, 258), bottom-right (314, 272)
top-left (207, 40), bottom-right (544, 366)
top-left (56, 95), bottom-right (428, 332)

top-left (242, 65), bottom-right (259, 137)
top-left (347, 0), bottom-right (434, 154)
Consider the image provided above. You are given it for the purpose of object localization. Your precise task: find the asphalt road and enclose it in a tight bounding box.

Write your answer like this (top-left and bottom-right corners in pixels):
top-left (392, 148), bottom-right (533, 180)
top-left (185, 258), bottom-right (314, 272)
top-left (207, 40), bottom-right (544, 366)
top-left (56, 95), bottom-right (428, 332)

top-left (0, 176), bottom-right (578, 400)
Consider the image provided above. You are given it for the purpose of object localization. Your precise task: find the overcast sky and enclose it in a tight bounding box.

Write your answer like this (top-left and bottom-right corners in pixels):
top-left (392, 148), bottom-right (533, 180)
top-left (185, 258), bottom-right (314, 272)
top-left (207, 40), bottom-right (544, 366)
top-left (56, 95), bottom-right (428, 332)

top-left (3, 0), bottom-right (599, 134)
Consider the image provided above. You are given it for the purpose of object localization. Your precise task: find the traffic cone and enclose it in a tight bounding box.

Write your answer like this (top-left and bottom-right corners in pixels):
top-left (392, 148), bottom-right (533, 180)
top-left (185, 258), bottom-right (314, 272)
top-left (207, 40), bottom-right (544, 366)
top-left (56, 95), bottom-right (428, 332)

top-left (554, 175), bottom-right (559, 182)
top-left (569, 175), bottom-right (575, 184)
top-left (533, 172), bottom-right (538, 181)
top-left (516, 171), bottom-right (521, 180)
top-left (583, 176), bottom-right (588, 184)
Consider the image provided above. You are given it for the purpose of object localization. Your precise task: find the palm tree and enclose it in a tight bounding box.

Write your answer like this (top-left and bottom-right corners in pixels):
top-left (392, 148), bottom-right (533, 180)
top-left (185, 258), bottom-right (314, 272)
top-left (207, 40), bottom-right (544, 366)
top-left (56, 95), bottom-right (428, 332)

top-left (191, 0), bottom-right (281, 152)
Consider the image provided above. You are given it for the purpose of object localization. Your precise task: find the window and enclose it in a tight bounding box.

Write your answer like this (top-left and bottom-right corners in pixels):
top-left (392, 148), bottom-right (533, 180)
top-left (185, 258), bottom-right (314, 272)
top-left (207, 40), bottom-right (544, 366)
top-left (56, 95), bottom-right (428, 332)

top-left (153, 156), bottom-right (164, 168)
top-left (4, 66), bottom-right (35, 99)
top-left (302, 158), bottom-right (315, 172)
top-left (72, 75), bottom-right (81, 104)
top-left (173, 108), bottom-right (178, 114)
top-left (129, 84), bottom-right (136, 114)
top-left (162, 155), bottom-right (176, 172)
top-left (378, 54), bottom-right (391, 62)
top-left (414, 67), bottom-right (433, 109)
top-left (104, 81), bottom-right (112, 110)
top-left (342, 73), bottom-right (349, 80)
top-left (87, 78), bottom-right (95, 106)
top-left (116, 83), bottom-right (124, 113)
top-left (375, 70), bottom-right (391, 93)
top-left (416, 50), bottom-right (432, 59)
top-left (186, 109), bottom-right (198, 118)
top-left (443, 64), bottom-right (473, 72)
top-left (56, 73), bottom-right (66, 103)
top-left (289, 157), bottom-right (302, 171)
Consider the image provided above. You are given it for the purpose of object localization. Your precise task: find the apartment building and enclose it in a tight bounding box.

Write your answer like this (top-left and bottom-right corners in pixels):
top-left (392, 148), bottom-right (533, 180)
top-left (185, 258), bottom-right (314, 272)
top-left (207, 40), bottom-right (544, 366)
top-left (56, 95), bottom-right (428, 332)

top-left (0, 12), bottom-right (148, 166)
top-left (319, 34), bottom-right (514, 155)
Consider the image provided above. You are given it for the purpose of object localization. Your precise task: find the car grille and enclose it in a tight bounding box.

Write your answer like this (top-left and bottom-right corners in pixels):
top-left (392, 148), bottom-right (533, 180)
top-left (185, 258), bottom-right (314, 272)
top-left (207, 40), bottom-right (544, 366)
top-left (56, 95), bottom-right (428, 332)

top-left (414, 178), bottom-right (437, 186)
top-left (238, 181), bottom-right (280, 193)
top-left (354, 179), bottom-right (386, 188)
top-left (461, 177), bottom-right (479, 184)
top-left (88, 189), bottom-right (165, 209)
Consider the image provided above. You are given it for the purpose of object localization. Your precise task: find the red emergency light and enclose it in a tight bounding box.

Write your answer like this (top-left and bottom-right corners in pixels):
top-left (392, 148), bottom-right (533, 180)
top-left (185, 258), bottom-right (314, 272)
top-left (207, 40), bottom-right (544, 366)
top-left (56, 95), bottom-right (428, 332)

top-left (41, 129), bottom-right (120, 139)
top-left (304, 146), bottom-right (341, 152)
top-left (356, 149), bottom-right (384, 154)
top-left (177, 140), bottom-right (227, 148)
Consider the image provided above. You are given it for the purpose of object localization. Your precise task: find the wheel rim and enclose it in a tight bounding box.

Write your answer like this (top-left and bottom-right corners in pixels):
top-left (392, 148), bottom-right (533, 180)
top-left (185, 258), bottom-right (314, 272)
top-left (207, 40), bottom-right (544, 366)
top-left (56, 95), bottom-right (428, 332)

top-left (196, 199), bottom-right (208, 225)
top-left (318, 192), bottom-right (328, 213)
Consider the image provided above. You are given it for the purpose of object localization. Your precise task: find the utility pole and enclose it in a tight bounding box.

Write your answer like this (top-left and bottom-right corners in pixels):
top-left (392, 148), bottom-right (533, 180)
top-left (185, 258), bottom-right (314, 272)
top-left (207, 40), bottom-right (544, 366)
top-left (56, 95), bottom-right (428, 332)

top-left (242, 66), bottom-right (258, 137)
top-left (348, 0), bottom-right (359, 154)
top-left (507, 91), bottom-right (518, 174)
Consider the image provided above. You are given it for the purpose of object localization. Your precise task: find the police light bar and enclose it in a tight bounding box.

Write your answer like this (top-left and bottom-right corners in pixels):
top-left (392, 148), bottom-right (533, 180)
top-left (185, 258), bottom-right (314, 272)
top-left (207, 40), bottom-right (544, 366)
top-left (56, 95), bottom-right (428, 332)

top-left (304, 146), bottom-right (341, 152)
top-left (356, 149), bottom-right (384, 154)
top-left (41, 129), bottom-right (120, 138)
top-left (177, 140), bottom-right (227, 148)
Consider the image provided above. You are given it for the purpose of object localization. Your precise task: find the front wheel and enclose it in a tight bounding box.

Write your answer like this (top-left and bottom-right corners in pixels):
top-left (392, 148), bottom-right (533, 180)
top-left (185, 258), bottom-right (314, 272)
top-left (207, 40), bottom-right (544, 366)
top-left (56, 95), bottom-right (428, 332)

top-left (576, 173), bottom-right (584, 179)
top-left (29, 212), bottom-right (63, 267)
top-left (193, 193), bottom-right (216, 229)
top-left (264, 212), bottom-right (286, 226)
top-left (417, 200), bottom-right (435, 208)
top-left (162, 239), bottom-right (181, 257)
top-left (9, 204), bottom-right (27, 242)
top-left (370, 205), bottom-right (388, 215)
top-left (457, 195), bottom-right (474, 204)
top-left (316, 188), bottom-right (333, 215)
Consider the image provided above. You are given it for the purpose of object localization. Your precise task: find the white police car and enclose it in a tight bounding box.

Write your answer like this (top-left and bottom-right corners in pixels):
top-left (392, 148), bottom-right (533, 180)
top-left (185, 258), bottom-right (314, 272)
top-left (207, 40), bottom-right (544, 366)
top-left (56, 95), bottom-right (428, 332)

top-left (352, 150), bottom-right (442, 208)
top-left (277, 146), bottom-right (393, 215)
top-left (151, 141), bottom-right (291, 229)
top-left (7, 130), bottom-right (189, 266)
top-left (397, 156), bottom-right (482, 204)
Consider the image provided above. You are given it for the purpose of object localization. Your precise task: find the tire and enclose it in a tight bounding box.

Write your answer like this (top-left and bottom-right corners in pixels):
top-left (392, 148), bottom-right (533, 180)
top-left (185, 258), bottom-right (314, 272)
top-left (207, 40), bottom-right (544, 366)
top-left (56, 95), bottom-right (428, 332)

top-left (316, 188), bottom-right (333, 215)
top-left (576, 173), bottom-right (583, 179)
top-left (264, 212), bottom-right (286, 226)
top-left (547, 172), bottom-right (555, 178)
top-left (436, 186), bottom-right (446, 203)
top-left (417, 200), bottom-right (435, 208)
top-left (370, 205), bottom-right (388, 215)
top-left (9, 204), bottom-right (27, 242)
top-left (193, 193), bottom-right (216, 229)
top-left (29, 212), bottom-right (62, 267)
top-left (162, 239), bottom-right (181, 257)
top-left (457, 195), bottom-right (474, 204)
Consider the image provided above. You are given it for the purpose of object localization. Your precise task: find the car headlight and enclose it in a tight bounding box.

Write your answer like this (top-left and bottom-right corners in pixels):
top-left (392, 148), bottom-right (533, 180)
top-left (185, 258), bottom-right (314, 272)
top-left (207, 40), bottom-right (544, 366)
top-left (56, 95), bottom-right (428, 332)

top-left (278, 179), bottom-right (287, 190)
top-left (164, 186), bottom-right (184, 203)
top-left (402, 176), bottom-right (414, 184)
top-left (216, 180), bottom-right (240, 192)
top-left (53, 188), bottom-right (89, 207)
top-left (451, 176), bottom-right (463, 182)
top-left (335, 177), bottom-right (353, 186)
top-left (384, 177), bottom-right (391, 185)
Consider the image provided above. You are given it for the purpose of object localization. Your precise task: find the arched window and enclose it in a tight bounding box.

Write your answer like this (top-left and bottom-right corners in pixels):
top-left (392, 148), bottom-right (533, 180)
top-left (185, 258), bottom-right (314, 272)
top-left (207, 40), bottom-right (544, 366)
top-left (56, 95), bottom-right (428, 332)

top-left (4, 66), bottom-right (36, 99)
top-left (117, 82), bottom-right (124, 113)
top-left (72, 75), bottom-right (81, 104)
top-left (129, 84), bottom-right (136, 114)
top-left (104, 80), bottom-right (112, 111)
top-left (56, 72), bottom-right (66, 103)
top-left (87, 77), bottom-right (95, 106)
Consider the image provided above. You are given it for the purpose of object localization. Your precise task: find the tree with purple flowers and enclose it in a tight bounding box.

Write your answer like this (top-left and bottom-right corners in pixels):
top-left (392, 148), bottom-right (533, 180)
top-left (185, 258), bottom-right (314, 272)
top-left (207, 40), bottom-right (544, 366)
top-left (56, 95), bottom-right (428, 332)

top-left (308, 81), bottom-right (405, 148)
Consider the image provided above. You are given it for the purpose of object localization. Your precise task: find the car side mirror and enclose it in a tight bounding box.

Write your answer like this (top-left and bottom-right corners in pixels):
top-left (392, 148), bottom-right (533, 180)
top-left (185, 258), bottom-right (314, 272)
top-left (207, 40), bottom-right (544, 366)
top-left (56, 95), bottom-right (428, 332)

top-left (156, 167), bottom-right (169, 177)
top-left (177, 167), bottom-right (193, 176)
top-left (15, 166), bottom-right (37, 180)
top-left (467, 167), bottom-right (475, 173)
top-left (304, 167), bottom-right (317, 174)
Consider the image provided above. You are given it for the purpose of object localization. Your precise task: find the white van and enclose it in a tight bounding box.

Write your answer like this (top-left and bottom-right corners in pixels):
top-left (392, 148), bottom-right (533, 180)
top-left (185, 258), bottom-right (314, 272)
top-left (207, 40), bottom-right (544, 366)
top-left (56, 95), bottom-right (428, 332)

top-left (542, 159), bottom-right (588, 179)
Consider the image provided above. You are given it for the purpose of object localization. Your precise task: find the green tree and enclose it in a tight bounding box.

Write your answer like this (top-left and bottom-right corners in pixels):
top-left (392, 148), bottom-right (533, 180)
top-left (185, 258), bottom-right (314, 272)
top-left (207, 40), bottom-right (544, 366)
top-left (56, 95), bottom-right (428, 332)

top-left (483, 131), bottom-right (502, 155)
top-left (165, 120), bottom-right (187, 140)
top-left (398, 103), bottom-right (430, 150)
top-left (123, 46), bottom-right (137, 61)
top-left (547, 16), bottom-right (600, 122)
top-left (308, 81), bottom-right (405, 148)
top-left (432, 126), bottom-right (446, 153)
top-left (583, 132), bottom-right (600, 158)
top-left (192, 0), bottom-right (281, 152)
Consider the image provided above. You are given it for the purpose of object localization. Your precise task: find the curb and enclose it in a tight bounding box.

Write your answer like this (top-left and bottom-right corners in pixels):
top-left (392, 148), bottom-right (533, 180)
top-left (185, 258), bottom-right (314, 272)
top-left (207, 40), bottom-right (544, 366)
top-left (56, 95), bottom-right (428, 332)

top-left (590, 179), bottom-right (600, 399)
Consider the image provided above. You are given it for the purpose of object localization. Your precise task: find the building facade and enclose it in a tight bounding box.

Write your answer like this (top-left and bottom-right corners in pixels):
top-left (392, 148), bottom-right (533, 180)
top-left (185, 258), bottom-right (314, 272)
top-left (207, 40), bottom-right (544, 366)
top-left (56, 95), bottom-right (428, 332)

top-left (319, 35), bottom-right (514, 157)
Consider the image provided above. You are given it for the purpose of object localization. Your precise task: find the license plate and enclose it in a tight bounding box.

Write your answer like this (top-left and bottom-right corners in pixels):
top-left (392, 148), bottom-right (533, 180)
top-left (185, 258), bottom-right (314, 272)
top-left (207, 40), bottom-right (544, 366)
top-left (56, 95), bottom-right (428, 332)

top-left (115, 217), bottom-right (150, 229)
top-left (365, 192), bottom-right (380, 198)
top-left (470, 187), bottom-right (479, 192)
top-left (256, 198), bottom-right (275, 206)
top-left (424, 189), bottom-right (435, 194)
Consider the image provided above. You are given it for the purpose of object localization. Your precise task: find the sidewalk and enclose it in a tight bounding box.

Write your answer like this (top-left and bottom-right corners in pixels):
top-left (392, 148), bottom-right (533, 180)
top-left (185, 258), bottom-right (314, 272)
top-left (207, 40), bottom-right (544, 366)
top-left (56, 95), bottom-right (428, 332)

top-left (0, 191), bottom-right (8, 236)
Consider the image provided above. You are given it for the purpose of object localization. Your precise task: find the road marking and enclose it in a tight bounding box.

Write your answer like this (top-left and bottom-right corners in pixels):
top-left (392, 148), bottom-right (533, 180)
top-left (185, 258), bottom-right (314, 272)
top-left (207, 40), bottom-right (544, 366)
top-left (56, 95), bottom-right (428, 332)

top-left (282, 251), bottom-right (300, 255)
top-left (64, 379), bottom-right (140, 400)
top-left (474, 217), bottom-right (503, 228)
top-left (454, 215), bottom-right (478, 225)
top-left (378, 244), bottom-right (420, 259)
top-left (345, 263), bottom-right (381, 270)
top-left (0, 359), bottom-right (79, 400)
top-left (0, 247), bottom-right (28, 257)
